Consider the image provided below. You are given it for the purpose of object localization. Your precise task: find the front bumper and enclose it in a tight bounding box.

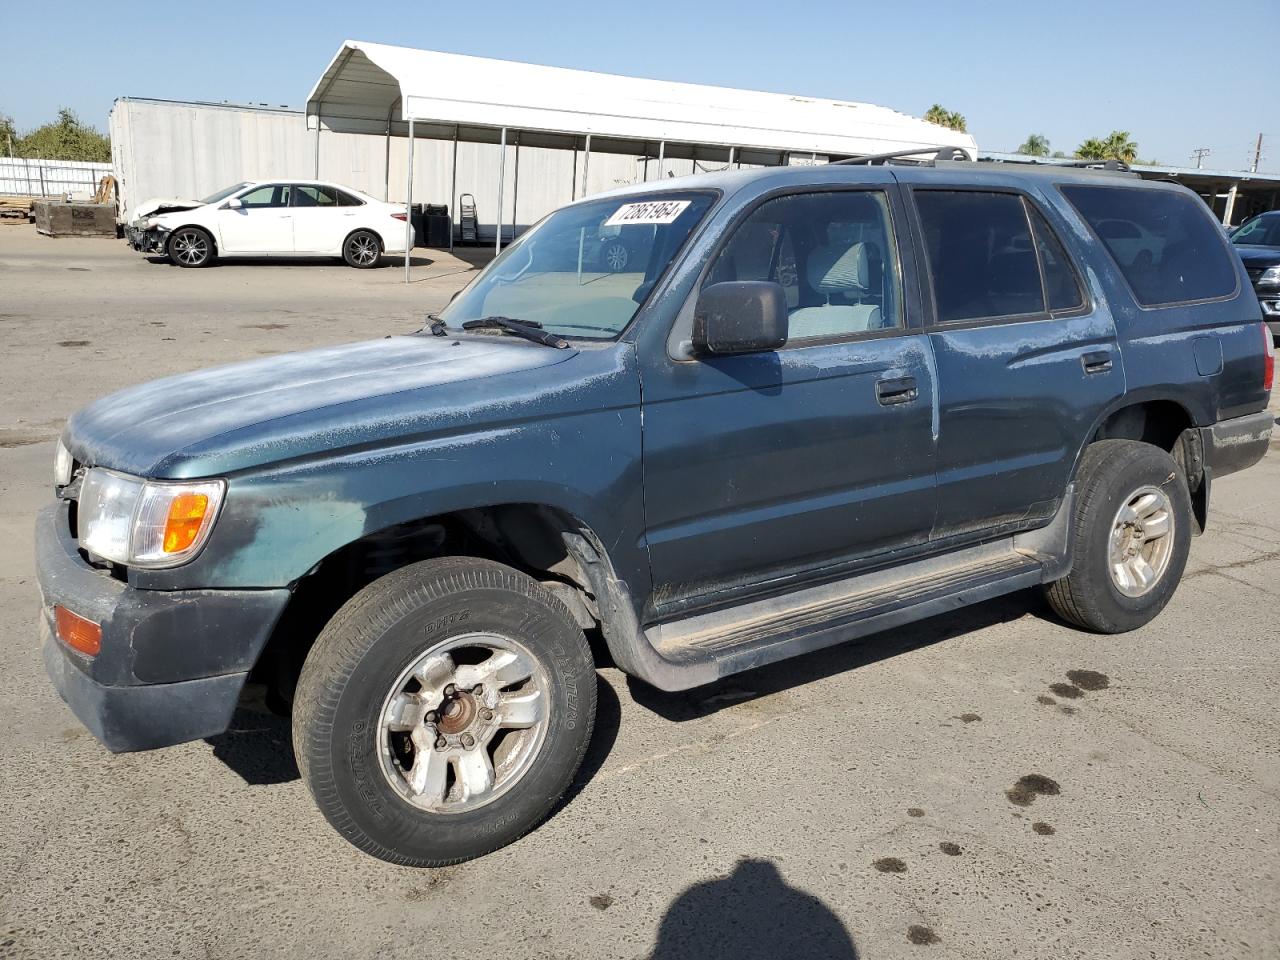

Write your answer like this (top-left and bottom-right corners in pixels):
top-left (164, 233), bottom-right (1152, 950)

top-left (126, 223), bottom-right (168, 254)
top-left (1201, 409), bottom-right (1274, 481)
top-left (35, 502), bottom-right (290, 752)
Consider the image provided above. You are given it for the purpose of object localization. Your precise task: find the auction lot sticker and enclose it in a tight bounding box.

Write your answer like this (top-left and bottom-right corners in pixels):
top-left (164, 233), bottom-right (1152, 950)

top-left (603, 200), bottom-right (692, 227)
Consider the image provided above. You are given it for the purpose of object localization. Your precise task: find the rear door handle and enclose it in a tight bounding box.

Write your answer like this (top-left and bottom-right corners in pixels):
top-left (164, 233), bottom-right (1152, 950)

top-left (1081, 350), bottom-right (1113, 374)
top-left (876, 376), bottom-right (918, 406)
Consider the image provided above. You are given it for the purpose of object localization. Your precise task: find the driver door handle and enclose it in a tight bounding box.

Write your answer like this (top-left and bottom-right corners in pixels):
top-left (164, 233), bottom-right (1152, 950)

top-left (876, 376), bottom-right (918, 406)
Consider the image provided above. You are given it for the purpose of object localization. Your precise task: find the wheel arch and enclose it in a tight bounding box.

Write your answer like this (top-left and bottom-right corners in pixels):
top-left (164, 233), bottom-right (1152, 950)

top-left (1071, 395), bottom-right (1207, 531)
top-left (250, 500), bottom-right (629, 706)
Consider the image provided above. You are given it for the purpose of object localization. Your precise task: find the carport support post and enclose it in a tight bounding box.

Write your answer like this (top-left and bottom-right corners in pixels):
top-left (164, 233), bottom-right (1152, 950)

top-left (405, 119), bottom-right (415, 283)
top-left (658, 140), bottom-right (665, 179)
top-left (449, 126), bottom-right (459, 251)
top-left (582, 135), bottom-right (591, 200)
top-left (1223, 182), bottom-right (1239, 226)
top-left (313, 108), bottom-right (321, 178)
top-left (495, 127), bottom-right (507, 255)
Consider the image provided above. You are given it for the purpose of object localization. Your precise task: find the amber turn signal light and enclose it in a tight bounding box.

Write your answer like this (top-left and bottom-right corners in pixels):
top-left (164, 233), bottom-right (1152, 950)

top-left (163, 492), bottom-right (210, 554)
top-left (55, 605), bottom-right (102, 657)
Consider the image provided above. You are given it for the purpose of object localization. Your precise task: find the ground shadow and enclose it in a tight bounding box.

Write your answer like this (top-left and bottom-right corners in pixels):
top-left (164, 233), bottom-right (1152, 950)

top-left (651, 858), bottom-right (858, 959)
top-left (205, 696), bottom-right (299, 785)
top-left (144, 254), bottom-right (437, 268)
top-left (630, 587), bottom-right (1047, 722)
top-left (206, 672), bottom-right (621, 803)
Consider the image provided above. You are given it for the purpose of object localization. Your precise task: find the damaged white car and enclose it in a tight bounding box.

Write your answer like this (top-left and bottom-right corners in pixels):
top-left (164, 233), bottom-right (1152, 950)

top-left (126, 180), bottom-right (414, 268)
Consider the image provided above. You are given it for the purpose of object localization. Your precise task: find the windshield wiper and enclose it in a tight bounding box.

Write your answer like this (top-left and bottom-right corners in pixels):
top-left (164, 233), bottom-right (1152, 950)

top-left (461, 316), bottom-right (569, 349)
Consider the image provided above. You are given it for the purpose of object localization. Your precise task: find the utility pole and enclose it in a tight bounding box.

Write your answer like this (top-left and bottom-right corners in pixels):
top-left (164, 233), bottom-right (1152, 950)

top-left (1191, 147), bottom-right (1210, 168)
top-left (1252, 133), bottom-right (1264, 173)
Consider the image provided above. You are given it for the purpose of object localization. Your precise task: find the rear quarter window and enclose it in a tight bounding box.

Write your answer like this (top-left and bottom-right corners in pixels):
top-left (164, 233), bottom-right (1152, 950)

top-left (1060, 184), bottom-right (1238, 307)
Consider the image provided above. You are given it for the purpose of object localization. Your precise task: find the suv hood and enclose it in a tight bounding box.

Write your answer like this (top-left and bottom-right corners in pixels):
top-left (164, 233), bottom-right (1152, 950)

top-left (1234, 244), bottom-right (1280, 267)
top-left (65, 335), bottom-right (578, 478)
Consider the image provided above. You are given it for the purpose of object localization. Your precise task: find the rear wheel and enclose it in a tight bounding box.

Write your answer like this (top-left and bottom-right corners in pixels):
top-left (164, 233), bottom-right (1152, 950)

top-left (293, 556), bottom-right (596, 866)
top-left (343, 229), bottom-right (382, 268)
top-left (1044, 439), bottom-right (1192, 633)
top-left (167, 227), bottom-right (214, 267)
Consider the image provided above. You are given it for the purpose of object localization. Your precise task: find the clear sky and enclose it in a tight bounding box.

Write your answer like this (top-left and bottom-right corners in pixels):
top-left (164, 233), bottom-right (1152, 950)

top-left (3, 0), bottom-right (1277, 173)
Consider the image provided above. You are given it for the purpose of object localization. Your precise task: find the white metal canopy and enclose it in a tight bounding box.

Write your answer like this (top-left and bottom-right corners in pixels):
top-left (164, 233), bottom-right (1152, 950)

top-left (305, 40), bottom-right (977, 277)
top-left (306, 40), bottom-right (975, 158)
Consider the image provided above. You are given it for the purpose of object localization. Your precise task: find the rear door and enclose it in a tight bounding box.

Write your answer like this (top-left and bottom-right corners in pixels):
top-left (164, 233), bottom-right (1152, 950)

top-left (899, 177), bottom-right (1125, 540)
top-left (290, 184), bottom-right (356, 253)
top-left (217, 183), bottom-right (293, 253)
top-left (639, 184), bottom-right (938, 614)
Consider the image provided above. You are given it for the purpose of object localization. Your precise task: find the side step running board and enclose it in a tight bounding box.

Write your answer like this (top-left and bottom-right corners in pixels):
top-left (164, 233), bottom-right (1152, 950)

top-left (586, 488), bottom-right (1074, 692)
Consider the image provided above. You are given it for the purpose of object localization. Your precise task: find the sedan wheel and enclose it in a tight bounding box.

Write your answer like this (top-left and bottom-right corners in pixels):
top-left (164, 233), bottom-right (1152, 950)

top-left (602, 241), bottom-right (629, 272)
top-left (344, 230), bottom-right (382, 268)
top-left (168, 227), bottom-right (213, 268)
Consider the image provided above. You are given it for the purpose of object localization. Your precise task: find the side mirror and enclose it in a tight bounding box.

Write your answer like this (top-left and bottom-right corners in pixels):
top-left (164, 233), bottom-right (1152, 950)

top-left (692, 281), bottom-right (788, 356)
top-left (226, 197), bottom-right (242, 210)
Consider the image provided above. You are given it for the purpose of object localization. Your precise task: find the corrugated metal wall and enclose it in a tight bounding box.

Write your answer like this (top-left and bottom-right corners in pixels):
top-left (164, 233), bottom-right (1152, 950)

top-left (110, 99), bottom-right (723, 239)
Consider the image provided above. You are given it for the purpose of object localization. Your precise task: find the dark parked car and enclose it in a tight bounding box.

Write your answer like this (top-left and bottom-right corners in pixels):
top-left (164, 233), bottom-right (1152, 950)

top-left (37, 157), bottom-right (1274, 867)
top-left (1229, 211), bottom-right (1280, 339)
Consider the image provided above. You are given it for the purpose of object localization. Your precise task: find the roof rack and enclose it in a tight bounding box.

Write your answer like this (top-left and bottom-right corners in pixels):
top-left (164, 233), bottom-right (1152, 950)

top-left (832, 145), bottom-right (972, 166)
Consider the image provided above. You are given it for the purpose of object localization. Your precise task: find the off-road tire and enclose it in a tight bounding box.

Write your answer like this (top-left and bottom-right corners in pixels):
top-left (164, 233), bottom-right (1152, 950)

top-left (1044, 439), bottom-right (1192, 633)
top-left (167, 226), bottom-right (214, 267)
top-left (292, 556), bottom-right (596, 867)
top-left (343, 229), bottom-right (382, 268)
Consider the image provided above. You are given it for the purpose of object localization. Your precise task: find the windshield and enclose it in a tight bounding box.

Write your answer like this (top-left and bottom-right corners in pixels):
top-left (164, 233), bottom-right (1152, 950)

top-left (201, 182), bottom-right (253, 205)
top-left (1231, 214), bottom-right (1280, 247)
top-left (441, 192), bottom-right (716, 339)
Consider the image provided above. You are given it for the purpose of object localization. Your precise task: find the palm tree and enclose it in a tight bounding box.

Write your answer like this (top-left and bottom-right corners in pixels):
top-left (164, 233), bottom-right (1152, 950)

top-left (1075, 131), bottom-right (1138, 164)
top-left (1017, 134), bottom-right (1050, 157)
top-left (924, 104), bottom-right (967, 133)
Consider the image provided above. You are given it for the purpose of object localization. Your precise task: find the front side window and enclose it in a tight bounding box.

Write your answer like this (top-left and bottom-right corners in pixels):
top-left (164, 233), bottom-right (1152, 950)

top-left (440, 192), bottom-right (715, 339)
top-left (707, 190), bottom-right (902, 341)
top-left (237, 184), bottom-right (290, 209)
top-left (915, 190), bottom-right (1045, 323)
top-left (1062, 184), bottom-right (1238, 306)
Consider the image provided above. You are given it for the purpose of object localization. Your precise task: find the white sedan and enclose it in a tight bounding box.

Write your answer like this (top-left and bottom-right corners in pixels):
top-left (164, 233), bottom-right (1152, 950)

top-left (126, 180), bottom-right (415, 268)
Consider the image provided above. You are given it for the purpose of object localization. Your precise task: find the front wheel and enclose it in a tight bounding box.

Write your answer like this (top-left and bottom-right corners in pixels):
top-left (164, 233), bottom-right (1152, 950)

top-left (343, 229), bottom-right (383, 268)
top-left (167, 227), bottom-right (214, 267)
top-left (292, 557), bottom-right (597, 866)
top-left (1044, 439), bottom-right (1192, 633)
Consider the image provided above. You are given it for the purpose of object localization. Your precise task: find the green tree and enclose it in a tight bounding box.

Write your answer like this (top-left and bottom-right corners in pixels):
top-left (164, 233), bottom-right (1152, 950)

top-left (0, 113), bottom-right (16, 156)
top-left (1016, 134), bottom-right (1050, 157)
top-left (14, 108), bottom-right (110, 162)
top-left (924, 104), bottom-right (967, 133)
top-left (1075, 130), bottom-right (1138, 164)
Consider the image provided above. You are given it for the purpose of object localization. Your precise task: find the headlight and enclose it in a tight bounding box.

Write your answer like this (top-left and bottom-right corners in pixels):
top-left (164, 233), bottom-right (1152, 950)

top-left (54, 440), bottom-right (73, 488)
top-left (1260, 265), bottom-right (1280, 284)
top-left (78, 469), bottom-right (225, 568)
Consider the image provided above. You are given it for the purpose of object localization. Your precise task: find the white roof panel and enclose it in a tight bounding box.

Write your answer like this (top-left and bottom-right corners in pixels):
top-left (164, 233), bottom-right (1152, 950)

top-left (307, 41), bottom-right (976, 158)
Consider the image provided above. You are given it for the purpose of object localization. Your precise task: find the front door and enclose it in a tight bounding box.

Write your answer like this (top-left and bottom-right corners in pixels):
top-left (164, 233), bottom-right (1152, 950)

top-left (217, 183), bottom-right (294, 254)
top-left (901, 179), bottom-right (1125, 539)
top-left (639, 186), bottom-right (938, 615)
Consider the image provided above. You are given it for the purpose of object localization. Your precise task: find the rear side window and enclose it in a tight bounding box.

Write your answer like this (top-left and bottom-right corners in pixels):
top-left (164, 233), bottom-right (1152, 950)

top-left (336, 189), bottom-right (364, 207)
top-left (914, 191), bottom-right (1045, 323)
top-left (1029, 207), bottom-right (1085, 312)
top-left (1061, 185), bottom-right (1238, 307)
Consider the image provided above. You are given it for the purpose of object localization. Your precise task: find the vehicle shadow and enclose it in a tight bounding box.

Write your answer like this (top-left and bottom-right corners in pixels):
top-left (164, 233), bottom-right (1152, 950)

top-left (144, 254), bottom-right (437, 268)
top-left (651, 857), bottom-right (859, 959)
top-left (206, 671), bottom-right (622, 796)
top-left (205, 693), bottom-right (299, 786)
top-left (629, 587), bottom-right (1047, 722)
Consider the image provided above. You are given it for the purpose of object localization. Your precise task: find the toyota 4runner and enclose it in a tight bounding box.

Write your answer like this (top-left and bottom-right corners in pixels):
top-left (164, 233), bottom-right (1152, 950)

top-left (36, 156), bottom-right (1275, 866)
